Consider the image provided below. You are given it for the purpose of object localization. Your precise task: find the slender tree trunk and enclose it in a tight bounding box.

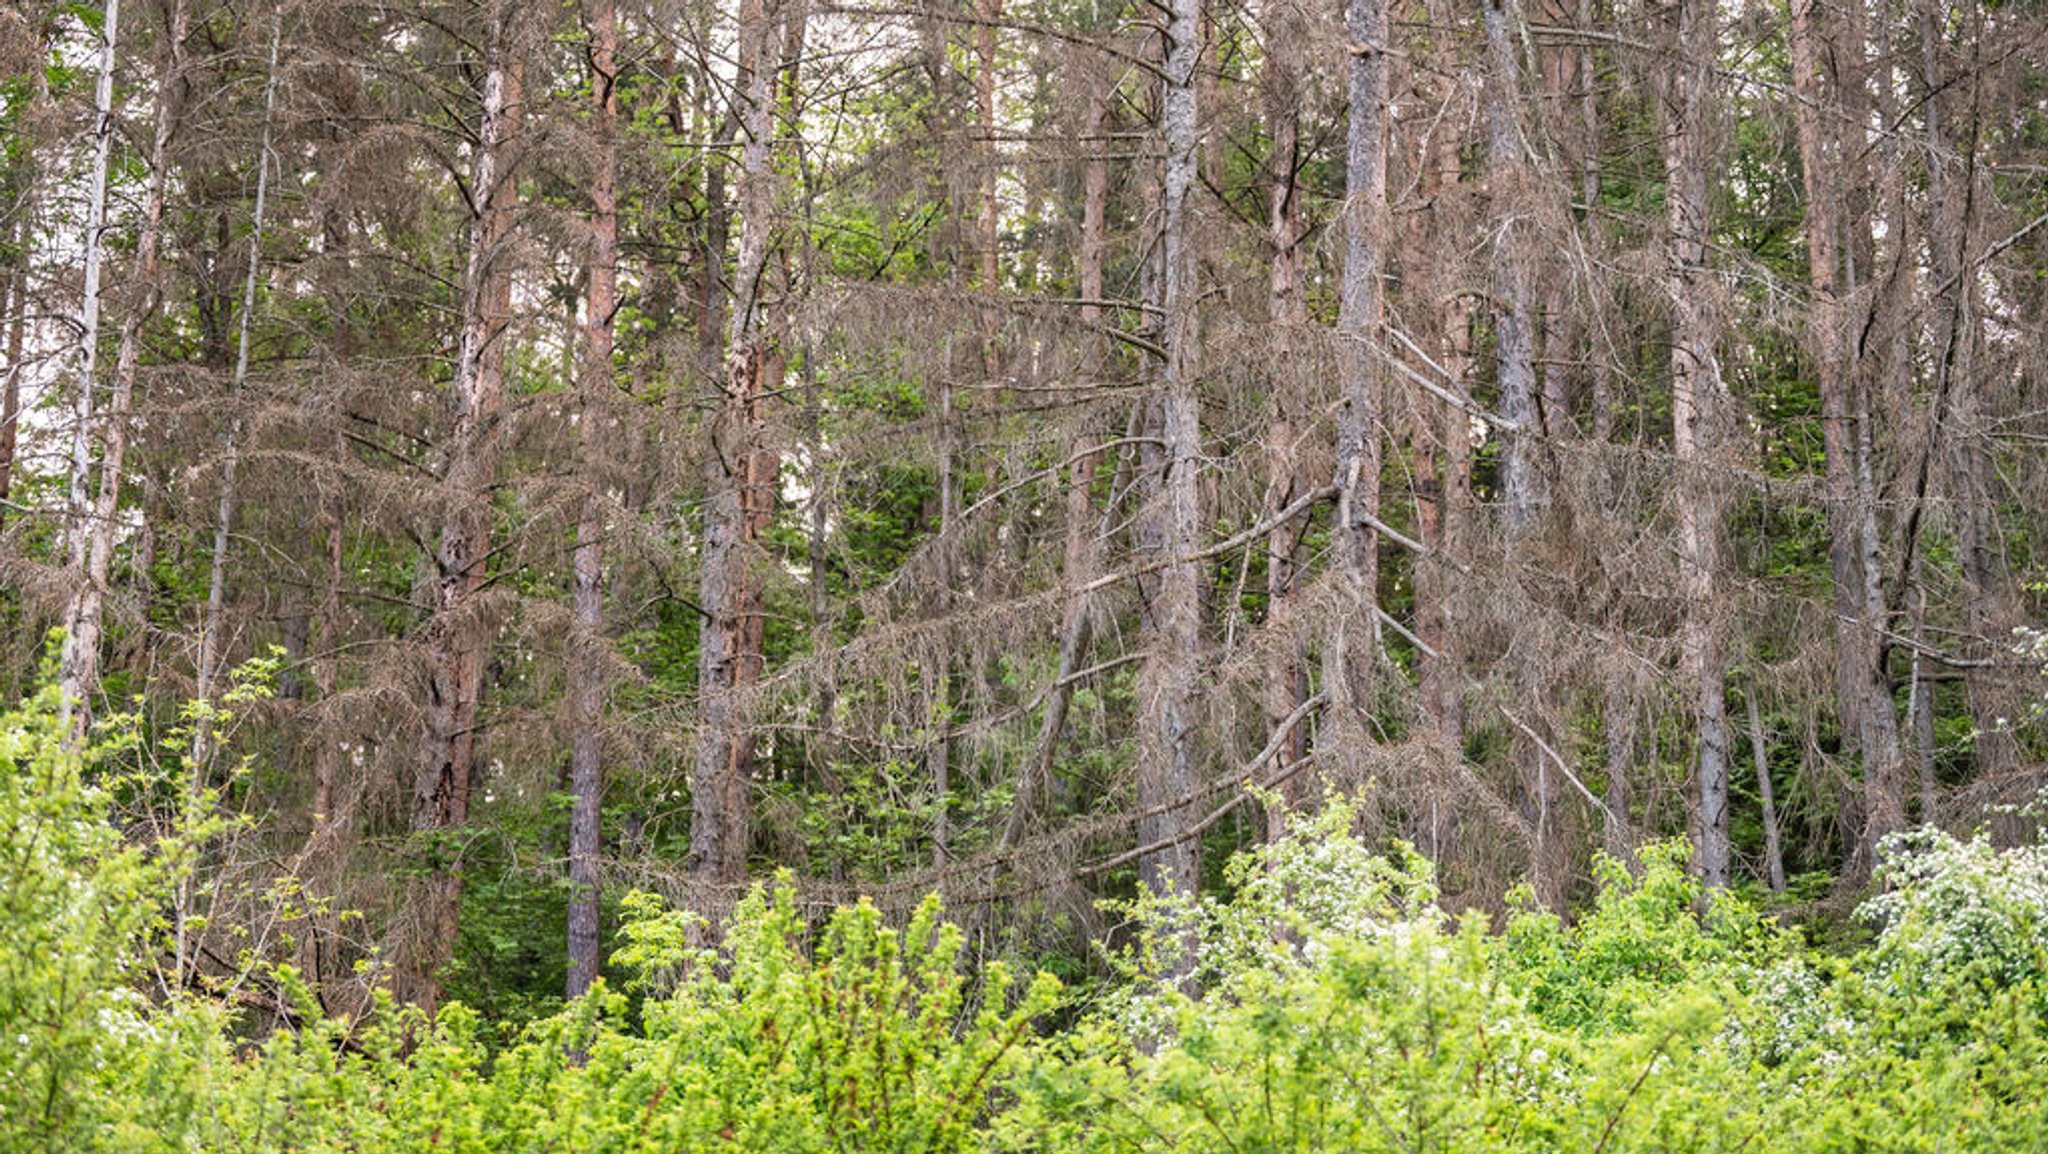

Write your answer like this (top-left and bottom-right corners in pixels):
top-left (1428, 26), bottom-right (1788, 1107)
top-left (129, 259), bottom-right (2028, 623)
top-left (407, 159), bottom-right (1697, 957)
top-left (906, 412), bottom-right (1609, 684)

top-left (1132, 0), bottom-right (1203, 898)
top-left (1004, 69), bottom-right (1112, 851)
top-left (406, 4), bottom-right (523, 1011)
top-left (1485, 0), bottom-right (1565, 909)
top-left (1788, 0), bottom-right (1869, 759)
top-left (1746, 681), bottom-right (1786, 892)
top-left (56, 0), bottom-right (125, 740)
top-left (1919, 4), bottom-right (2014, 782)
top-left (1261, 0), bottom-right (1310, 834)
top-left (1660, 0), bottom-right (1731, 889)
top-left (193, 13), bottom-right (282, 774)
top-left (566, 0), bottom-right (619, 1001)
top-left (0, 198), bottom-right (25, 518)
top-left (1328, 0), bottom-right (1388, 772)
top-left (692, 0), bottom-right (788, 895)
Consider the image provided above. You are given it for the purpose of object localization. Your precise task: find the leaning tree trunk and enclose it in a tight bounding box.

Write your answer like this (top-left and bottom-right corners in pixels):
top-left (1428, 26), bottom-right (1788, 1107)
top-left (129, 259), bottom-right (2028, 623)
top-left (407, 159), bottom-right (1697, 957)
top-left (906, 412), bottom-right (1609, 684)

top-left (1132, 0), bottom-right (1204, 898)
top-left (566, 0), bottom-right (619, 1001)
top-left (1660, 0), bottom-right (1732, 889)
top-left (691, 0), bottom-right (789, 896)
top-left (405, 3), bottom-right (523, 1012)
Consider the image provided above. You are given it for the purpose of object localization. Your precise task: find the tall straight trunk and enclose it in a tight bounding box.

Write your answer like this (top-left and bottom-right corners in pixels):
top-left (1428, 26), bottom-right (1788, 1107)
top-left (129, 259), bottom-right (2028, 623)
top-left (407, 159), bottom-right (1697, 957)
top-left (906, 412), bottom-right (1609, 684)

top-left (56, 0), bottom-right (125, 740)
top-left (692, 0), bottom-right (787, 893)
top-left (192, 13), bottom-right (282, 773)
top-left (1261, 0), bottom-right (1310, 834)
top-left (0, 192), bottom-right (26, 518)
top-left (1328, 0), bottom-right (1387, 766)
top-left (1003, 72), bottom-right (1110, 852)
top-left (1485, 0), bottom-right (1563, 909)
top-left (1788, 0), bottom-right (1869, 757)
top-left (1485, 0), bottom-right (1541, 537)
top-left (407, 4), bottom-right (523, 1011)
top-left (1746, 682), bottom-right (1786, 892)
top-left (1919, 4), bottom-right (2014, 781)
top-left (1660, 0), bottom-right (1731, 889)
top-left (566, 0), bottom-right (619, 1001)
top-left (1132, 0), bottom-right (1203, 898)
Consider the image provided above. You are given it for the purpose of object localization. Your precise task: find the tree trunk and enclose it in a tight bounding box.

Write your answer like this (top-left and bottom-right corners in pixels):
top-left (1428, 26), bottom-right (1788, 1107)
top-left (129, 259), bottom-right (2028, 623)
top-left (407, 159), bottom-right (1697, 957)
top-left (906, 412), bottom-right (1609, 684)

top-left (692, 0), bottom-right (788, 896)
top-left (193, 13), bottom-right (282, 774)
top-left (566, 0), bottom-right (619, 1001)
top-left (1261, 0), bottom-right (1310, 834)
top-left (406, 3), bottom-right (523, 1011)
top-left (1132, 0), bottom-right (1203, 898)
top-left (1328, 0), bottom-right (1388, 774)
top-left (1744, 681), bottom-right (1786, 892)
top-left (56, 0), bottom-right (127, 740)
top-left (1660, 0), bottom-right (1731, 889)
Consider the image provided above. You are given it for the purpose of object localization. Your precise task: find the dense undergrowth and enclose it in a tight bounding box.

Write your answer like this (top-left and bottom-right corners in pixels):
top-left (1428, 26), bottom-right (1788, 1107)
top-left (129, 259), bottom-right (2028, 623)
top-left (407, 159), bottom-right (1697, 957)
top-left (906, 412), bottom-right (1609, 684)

top-left (7, 685), bottom-right (2048, 1152)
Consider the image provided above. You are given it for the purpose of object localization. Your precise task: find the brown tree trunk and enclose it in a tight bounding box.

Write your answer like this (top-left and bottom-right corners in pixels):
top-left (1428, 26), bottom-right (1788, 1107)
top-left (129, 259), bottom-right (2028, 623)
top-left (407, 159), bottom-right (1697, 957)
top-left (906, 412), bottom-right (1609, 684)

top-left (1747, 681), bottom-right (1786, 892)
top-left (1660, 0), bottom-right (1731, 889)
top-left (691, 0), bottom-right (789, 896)
top-left (406, 3), bottom-right (523, 1011)
top-left (566, 0), bottom-right (619, 1001)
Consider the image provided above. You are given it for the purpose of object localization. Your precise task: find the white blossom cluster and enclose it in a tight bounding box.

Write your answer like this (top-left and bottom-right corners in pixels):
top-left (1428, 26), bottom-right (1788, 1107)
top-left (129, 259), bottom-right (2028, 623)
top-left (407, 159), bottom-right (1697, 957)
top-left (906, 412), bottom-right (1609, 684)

top-left (1861, 825), bottom-right (2048, 992)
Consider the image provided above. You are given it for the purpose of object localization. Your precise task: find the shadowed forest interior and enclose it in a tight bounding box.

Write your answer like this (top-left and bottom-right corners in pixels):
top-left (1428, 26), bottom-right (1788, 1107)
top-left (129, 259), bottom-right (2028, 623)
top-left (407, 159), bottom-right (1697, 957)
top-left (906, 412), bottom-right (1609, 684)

top-left (3, 0), bottom-right (2048, 1072)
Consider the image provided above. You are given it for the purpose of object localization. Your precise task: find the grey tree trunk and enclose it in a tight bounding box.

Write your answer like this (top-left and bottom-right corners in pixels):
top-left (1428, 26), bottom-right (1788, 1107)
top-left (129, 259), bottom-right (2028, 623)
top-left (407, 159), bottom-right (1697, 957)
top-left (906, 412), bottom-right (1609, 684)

top-left (567, 0), bottom-right (619, 1001)
top-left (1261, 0), bottom-right (1310, 835)
top-left (1659, 0), bottom-right (1731, 889)
top-left (1328, 0), bottom-right (1388, 774)
top-left (192, 13), bottom-right (283, 776)
top-left (1133, 0), bottom-right (1203, 898)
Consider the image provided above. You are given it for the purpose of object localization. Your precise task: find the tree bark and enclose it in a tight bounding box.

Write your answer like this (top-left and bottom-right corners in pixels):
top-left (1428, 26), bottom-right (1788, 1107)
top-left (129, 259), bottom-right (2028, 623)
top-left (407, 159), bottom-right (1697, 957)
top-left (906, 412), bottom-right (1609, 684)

top-left (566, 0), bottom-right (619, 1001)
top-left (1328, 0), bottom-right (1388, 774)
top-left (1261, 0), bottom-right (1310, 834)
top-left (691, 0), bottom-right (789, 896)
top-left (1659, 0), bottom-right (1731, 889)
top-left (1746, 681), bottom-right (1786, 892)
top-left (56, 0), bottom-right (127, 740)
top-left (1132, 0), bottom-right (1203, 898)
top-left (406, 2), bottom-right (523, 1011)
top-left (192, 13), bottom-right (282, 775)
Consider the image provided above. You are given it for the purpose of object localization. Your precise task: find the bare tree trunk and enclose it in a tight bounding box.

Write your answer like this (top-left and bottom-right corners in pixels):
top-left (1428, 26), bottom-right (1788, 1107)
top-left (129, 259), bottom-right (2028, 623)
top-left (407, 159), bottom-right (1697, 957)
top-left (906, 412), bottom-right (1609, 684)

top-left (192, 13), bottom-right (282, 774)
top-left (1659, 0), bottom-right (1731, 889)
top-left (1919, 4), bottom-right (2015, 782)
top-left (1328, 0), bottom-right (1388, 772)
top-left (406, 4), bottom-right (523, 1011)
top-left (1485, 0), bottom-right (1541, 538)
top-left (692, 0), bottom-right (788, 895)
top-left (1261, 0), bottom-right (1310, 835)
top-left (566, 0), bottom-right (619, 1001)
top-left (1485, 0), bottom-right (1565, 909)
top-left (1788, 0), bottom-right (1870, 760)
top-left (0, 198), bottom-right (25, 519)
top-left (57, 0), bottom-right (125, 740)
top-left (1746, 681), bottom-right (1786, 892)
top-left (1004, 68), bottom-right (1112, 851)
top-left (1132, 0), bottom-right (1203, 898)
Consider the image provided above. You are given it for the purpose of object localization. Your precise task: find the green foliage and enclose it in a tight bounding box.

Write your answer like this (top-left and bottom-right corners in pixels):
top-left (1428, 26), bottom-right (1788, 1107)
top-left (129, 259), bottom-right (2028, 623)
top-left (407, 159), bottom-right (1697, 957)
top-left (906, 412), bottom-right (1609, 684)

top-left (13, 729), bottom-right (2048, 1151)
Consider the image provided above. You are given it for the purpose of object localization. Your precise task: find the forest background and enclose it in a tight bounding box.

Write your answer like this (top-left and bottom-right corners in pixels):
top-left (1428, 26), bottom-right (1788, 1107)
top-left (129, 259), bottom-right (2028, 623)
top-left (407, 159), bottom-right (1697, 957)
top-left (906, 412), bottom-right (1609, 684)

top-left (2, 0), bottom-right (2047, 1036)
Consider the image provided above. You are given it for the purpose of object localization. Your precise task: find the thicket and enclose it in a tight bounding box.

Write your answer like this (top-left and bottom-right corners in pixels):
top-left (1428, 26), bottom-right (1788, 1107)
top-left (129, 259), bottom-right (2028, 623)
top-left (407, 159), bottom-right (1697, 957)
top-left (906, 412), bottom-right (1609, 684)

top-left (8, 679), bottom-right (2048, 1153)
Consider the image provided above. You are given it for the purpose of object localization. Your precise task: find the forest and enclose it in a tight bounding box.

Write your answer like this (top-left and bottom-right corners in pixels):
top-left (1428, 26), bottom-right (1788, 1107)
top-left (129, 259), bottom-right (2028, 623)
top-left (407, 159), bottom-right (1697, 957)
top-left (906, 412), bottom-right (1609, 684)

top-left (2, 0), bottom-right (2047, 1146)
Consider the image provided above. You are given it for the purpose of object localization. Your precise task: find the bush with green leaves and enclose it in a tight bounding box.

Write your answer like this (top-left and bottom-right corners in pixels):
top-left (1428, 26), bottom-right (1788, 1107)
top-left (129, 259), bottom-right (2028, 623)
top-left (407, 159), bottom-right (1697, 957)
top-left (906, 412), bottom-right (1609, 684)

top-left (11, 680), bottom-right (2048, 1154)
